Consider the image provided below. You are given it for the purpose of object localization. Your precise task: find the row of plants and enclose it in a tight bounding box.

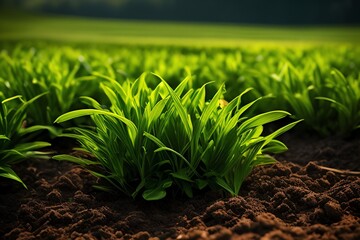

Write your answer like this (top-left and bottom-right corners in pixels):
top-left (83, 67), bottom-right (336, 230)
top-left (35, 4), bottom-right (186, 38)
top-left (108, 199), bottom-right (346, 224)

top-left (246, 62), bottom-right (360, 136)
top-left (0, 42), bottom-right (359, 199)
top-left (1, 42), bottom-right (359, 136)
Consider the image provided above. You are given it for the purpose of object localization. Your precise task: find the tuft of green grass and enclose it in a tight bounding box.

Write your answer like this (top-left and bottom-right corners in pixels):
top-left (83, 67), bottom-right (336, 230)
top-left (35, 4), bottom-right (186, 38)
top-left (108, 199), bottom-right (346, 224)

top-left (54, 73), bottom-right (300, 200)
top-left (0, 94), bottom-right (51, 188)
top-left (275, 62), bottom-right (334, 136)
top-left (316, 69), bottom-right (360, 136)
top-left (267, 63), bottom-right (360, 137)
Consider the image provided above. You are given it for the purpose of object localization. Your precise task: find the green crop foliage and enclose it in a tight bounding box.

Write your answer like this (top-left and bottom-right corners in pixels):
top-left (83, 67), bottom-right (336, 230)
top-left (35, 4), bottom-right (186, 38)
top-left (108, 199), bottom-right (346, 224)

top-left (0, 48), bottom-right (99, 127)
top-left (0, 94), bottom-right (51, 188)
top-left (1, 42), bottom-right (359, 137)
top-left (273, 62), bottom-right (335, 136)
top-left (259, 62), bottom-right (360, 137)
top-left (316, 70), bottom-right (360, 136)
top-left (54, 73), bottom-right (300, 200)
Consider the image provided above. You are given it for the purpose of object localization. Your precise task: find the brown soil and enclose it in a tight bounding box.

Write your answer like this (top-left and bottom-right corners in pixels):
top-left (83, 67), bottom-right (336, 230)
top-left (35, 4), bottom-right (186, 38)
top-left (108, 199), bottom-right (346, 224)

top-left (1, 133), bottom-right (359, 240)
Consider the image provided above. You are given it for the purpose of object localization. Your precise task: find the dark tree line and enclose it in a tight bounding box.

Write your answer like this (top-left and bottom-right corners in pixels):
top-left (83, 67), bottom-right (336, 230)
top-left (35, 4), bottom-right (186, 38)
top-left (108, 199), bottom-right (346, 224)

top-left (1, 0), bottom-right (359, 25)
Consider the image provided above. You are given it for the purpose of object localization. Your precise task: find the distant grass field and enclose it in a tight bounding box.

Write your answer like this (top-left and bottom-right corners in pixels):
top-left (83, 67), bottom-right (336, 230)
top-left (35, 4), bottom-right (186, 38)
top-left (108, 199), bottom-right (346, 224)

top-left (0, 11), bottom-right (360, 47)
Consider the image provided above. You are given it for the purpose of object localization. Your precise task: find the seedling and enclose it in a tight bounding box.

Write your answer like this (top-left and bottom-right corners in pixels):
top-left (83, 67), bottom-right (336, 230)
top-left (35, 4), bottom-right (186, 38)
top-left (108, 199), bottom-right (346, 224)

top-left (54, 73), bottom-right (300, 200)
top-left (0, 94), bottom-right (51, 188)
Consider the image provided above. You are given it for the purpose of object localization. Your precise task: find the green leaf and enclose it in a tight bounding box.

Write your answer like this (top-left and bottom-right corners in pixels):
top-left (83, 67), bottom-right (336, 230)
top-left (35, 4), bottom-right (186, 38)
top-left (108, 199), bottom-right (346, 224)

top-left (19, 125), bottom-right (62, 137)
top-left (52, 154), bottom-right (99, 165)
top-left (80, 96), bottom-right (103, 109)
top-left (14, 142), bottom-right (51, 152)
top-left (162, 179), bottom-right (173, 188)
top-left (142, 188), bottom-right (167, 200)
top-left (262, 140), bottom-right (288, 153)
top-left (1, 95), bottom-right (22, 104)
top-left (0, 135), bottom-right (9, 141)
top-left (148, 99), bottom-right (167, 126)
top-left (239, 110), bottom-right (290, 133)
top-left (251, 155), bottom-right (277, 166)
top-left (0, 166), bottom-right (27, 189)
top-left (143, 131), bottom-right (166, 148)
top-left (55, 109), bottom-right (138, 144)
top-left (215, 177), bottom-right (235, 196)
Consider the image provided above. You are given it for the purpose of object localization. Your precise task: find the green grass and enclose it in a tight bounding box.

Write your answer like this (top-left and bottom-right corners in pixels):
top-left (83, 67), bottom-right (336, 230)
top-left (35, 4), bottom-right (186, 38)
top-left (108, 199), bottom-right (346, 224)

top-left (1, 40), bottom-right (360, 137)
top-left (1, 13), bottom-right (359, 196)
top-left (0, 94), bottom-right (51, 188)
top-left (0, 48), bottom-right (100, 126)
top-left (54, 73), bottom-right (300, 200)
top-left (1, 11), bottom-right (360, 47)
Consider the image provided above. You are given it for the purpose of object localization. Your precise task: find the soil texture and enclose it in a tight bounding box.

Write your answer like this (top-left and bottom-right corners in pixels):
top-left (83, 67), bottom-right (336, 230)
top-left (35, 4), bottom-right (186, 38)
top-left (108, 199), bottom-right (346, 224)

top-left (0, 133), bottom-right (359, 240)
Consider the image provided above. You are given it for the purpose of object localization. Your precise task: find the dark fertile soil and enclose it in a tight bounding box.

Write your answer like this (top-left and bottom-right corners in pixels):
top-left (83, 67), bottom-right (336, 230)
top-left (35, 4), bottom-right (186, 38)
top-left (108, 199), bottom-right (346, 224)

top-left (1, 132), bottom-right (360, 240)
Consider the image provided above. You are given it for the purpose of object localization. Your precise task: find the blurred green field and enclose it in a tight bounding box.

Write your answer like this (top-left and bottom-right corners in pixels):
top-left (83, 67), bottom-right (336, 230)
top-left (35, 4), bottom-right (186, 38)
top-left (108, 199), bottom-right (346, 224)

top-left (1, 11), bottom-right (360, 47)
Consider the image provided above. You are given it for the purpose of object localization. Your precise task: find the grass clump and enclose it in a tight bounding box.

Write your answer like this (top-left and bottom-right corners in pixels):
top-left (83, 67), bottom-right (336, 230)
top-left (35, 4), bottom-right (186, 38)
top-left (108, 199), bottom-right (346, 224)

top-left (54, 73), bottom-right (300, 200)
top-left (270, 63), bottom-right (360, 136)
top-left (315, 70), bottom-right (360, 136)
top-left (0, 94), bottom-right (51, 188)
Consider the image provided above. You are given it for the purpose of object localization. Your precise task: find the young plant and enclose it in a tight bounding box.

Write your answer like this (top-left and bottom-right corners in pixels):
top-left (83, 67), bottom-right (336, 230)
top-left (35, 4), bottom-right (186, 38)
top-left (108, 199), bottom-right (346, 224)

top-left (54, 73), bottom-right (300, 200)
top-left (275, 62), bottom-right (334, 136)
top-left (0, 94), bottom-right (51, 188)
top-left (316, 69), bottom-right (360, 136)
top-left (270, 63), bottom-right (360, 136)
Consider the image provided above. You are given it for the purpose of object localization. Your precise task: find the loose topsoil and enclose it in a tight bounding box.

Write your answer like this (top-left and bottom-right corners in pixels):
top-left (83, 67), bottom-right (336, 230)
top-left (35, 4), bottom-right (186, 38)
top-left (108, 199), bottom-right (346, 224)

top-left (1, 132), bottom-right (359, 240)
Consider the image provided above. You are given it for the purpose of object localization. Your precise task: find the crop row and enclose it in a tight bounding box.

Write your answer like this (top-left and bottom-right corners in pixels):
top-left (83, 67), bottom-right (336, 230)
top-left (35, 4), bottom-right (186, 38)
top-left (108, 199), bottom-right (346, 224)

top-left (0, 42), bottom-right (359, 199)
top-left (1, 43), bottom-right (359, 135)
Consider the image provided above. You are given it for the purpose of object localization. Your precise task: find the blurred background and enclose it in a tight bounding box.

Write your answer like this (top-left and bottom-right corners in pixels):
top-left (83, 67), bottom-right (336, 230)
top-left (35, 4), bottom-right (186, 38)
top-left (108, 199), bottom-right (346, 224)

top-left (0, 0), bottom-right (359, 46)
top-left (1, 0), bottom-right (359, 25)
